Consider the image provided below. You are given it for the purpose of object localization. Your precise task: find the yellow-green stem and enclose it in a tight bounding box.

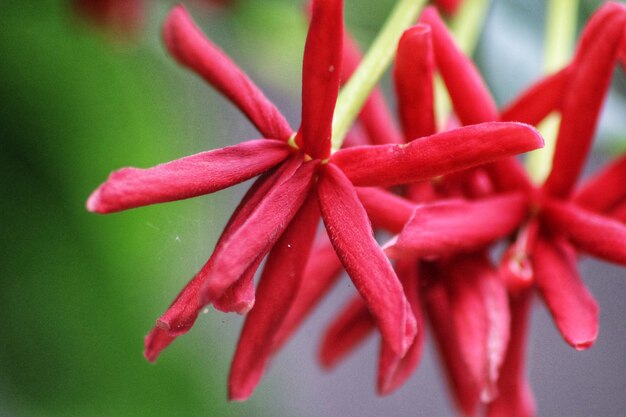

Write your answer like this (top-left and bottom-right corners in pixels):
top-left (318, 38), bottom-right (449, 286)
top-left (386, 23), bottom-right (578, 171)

top-left (526, 0), bottom-right (578, 182)
top-left (331, 0), bottom-right (427, 151)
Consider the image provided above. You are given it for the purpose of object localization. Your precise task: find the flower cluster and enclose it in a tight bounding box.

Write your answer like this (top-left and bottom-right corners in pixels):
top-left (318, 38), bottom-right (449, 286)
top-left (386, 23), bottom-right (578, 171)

top-left (87, 0), bottom-right (626, 415)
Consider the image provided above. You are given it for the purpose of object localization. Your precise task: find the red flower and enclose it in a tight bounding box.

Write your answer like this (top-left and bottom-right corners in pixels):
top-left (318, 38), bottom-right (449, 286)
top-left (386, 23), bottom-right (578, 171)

top-left (73, 0), bottom-right (145, 35)
top-left (87, 0), bottom-right (543, 401)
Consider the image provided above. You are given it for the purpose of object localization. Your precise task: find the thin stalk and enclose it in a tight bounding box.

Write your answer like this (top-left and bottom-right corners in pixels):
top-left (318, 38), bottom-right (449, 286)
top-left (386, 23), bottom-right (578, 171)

top-left (331, 0), bottom-right (427, 151)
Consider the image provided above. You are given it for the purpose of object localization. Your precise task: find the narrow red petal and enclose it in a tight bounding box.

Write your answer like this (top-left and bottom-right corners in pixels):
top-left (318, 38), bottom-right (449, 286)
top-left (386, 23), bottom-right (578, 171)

top-left (393, 25), bottom-right (436, 140)
top-left (342, 32), bottom-right (403, 145)
top-left (543, 3), bottom-right (626, 197)
top-left (298, 0), bottom-right (343, 159)
top-left (228, 193), bottom-right (320, 401)
top-left (434, 0), bottom-right (462, 15)
top-left (272, 235), bottom-right (344, 353)
top-left (332, 122), bottom-right (543, 188)
top-left (387, 193), bottom-right (527, 258)
top-left (377, 260), bottom-right (425, 395)
top-left (422, 265), bottom-right (481, 417)
top-left (212, 258), bottom-right (259, 314)
top-left (542, 199), bottom-right (626, 265)
top-left (143, 163), bottom-right (295, 361)
top-left (318, 295), bottom-right (375, 369)
top-left (487, 291), bottom-right (536, 417)
top-left (420, 6), bottom-right (499, 124)
top-left (87, 139), bottom-right (290, 214)
top-left (446, 254), bottom-right (511, 401)
top-left (356, 187), bottom-right (414, 234)
top-left (500, 68), bottom-right (570, 126)
top-left (574, 154), bottom-right (626, 213)
top-left (201, 159), bottom-right (318, 303)
top-left (318, 163), bottom-right (417, 356)
top-left (532, 237), bottom-right (599, 349)
top-left (164, 6), bottom-right (292, 140)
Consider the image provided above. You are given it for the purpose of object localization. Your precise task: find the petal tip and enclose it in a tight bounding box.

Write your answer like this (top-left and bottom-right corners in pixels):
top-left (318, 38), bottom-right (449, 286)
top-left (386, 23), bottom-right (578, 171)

top-left (86, 188), bottom-right (104, 213)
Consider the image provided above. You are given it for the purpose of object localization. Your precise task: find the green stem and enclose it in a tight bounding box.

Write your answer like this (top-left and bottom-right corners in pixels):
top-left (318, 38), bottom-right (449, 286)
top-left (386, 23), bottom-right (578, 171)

top-left (434, 0), bottom-right (491, 129)
top-left (526, 0), bottom-right (578, 182)
top-left (331, 0), bottom-right (427, 152)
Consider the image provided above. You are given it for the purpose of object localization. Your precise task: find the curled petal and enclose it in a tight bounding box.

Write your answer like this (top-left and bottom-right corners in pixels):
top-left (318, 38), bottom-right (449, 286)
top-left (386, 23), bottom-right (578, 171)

top-left (228, 193), bottom-right (320, 401)
top-left (532, 237), bottom-right (599, 350)
top-left (377, 260), bottom-right (425, 395)
top-left (487, 291), bottom-right (536, 417)
top-left (332, 123), bottom-right (543, 188)
top-left (356, 187), bottom-right (414, 234)
top-left (420, 6), bottom-right (498, 124)
top-left (87, 139), bottom-right (290, 214)
top-left (212, 259), bottom-right (259, 314)
top-left (272, 235), bottom-right (344, 353)
top-left (164, 6), bottom-right (292, 140)
top-left (297, 0), bottom-right (343, 159)
top-left (201, 159), bottom-right (318, 303)
top-left (574, 154), bottom-right (626, 213)
top-left (543, 3), bottom-right (626, 197)
top-left (342, 33), bottom-right (403, 145)
top-left (387, 193), bottom-right (528, 258)
top-left (542, 199), bottom-right (626, 265)
top-left (394, 25), bottom-right (436, 140)
top-left (500, 68), bottom-right (570, 126)
top-left (318, 163), bottom-right (417, 356)
top-left (319, 296), bottom-right (375, 369)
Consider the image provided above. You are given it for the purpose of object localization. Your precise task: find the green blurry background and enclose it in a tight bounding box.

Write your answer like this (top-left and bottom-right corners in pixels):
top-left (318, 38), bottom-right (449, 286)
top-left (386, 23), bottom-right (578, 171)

top-left (1, 1), bottom-right (624, 416)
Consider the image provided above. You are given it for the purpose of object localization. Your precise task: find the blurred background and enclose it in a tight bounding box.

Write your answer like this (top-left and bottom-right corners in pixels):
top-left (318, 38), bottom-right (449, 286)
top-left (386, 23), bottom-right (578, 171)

top-left (1, 0), bottom-right (625, 416)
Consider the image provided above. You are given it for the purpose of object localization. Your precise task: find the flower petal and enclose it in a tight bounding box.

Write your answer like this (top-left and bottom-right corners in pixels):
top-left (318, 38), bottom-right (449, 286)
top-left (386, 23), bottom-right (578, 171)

top-left (434, 0), bottom-right (462, 15)
top-left (318, 163), bottom-right (417, 356)
top-left (343, 32), bottom-right (403, 145)
top-left (164, 6), bottom-right (292, 140)
top-left (212, 259), bottom-right (259, 315)
top-left (297, 0), bottom-right (343, 159)
top-left (377, 259), bottom-right (425, 395)
top-left (394, 25), bottom-right (436, 141)
top-left (228, 193), bottom-right (320, 401)
top-left (500, 68), bottom-right (570, 126)
top-left (318, 295), bottom-right (375, 369)
top-left (532, 237), bottom-right (599, 350)
top-left (332, 122), bottom-right (543, 188)
top-left (574, 154), bottom-right (626, 213)
top-left (542, 199), bottom-right (626, 265)
top-left (200, 159), bottom-right (318, 303)
top-left (356, 187), bottom-right (414, 234)
top-left (387, 193), bottom-right (527, 258)
top-left (87, 139), bottom-right (291, 214)
top-left (543, 3), bottom-right (626, 197)
top-left (420, 6), bottom-right (498, 124)
top-left (272, 235), bottom-right (344, 352)
top-left (486, 291), bottom-right (536, 417)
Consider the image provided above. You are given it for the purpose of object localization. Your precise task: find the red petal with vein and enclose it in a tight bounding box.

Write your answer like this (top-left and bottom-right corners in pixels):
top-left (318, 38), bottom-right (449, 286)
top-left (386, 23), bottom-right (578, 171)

top-left (272, 235), bottom-right (344, 352)
top-left (387, 193), bottom-right (527, 258)
top-left (297, 0), bottom-right (343, 159)
top-left (212, 258), bottom-right (259, 314)
top-left (394, 25), bottom-right (436, 140)
top-left (201, 160), bottom-right (318, 303)
top-left (423, 268), bottom-right (481, 417)
top-left (377, 260), bottom-right (425, 395)
top-left (434, 0), bottom-right (462, 15)
top-left (574, 154), bottom-right (626, 212)
top-left (487, 291), bottom-right (536, 417)
top-left (447, 255), bottom-right (510, 400)
top-left (500, 68), bottom-right (570, 126)
top-left (319, 295), bottom-right (375, 369)
top-left (543, 3), bottom-right (626, 197)
top-left (144, 163), bottom-right (295, 361)
top-left (533, 237), bottom-right (599, 349)
top-left (228, 193), bottom-right (320, 401)
top-left (318, 163), bottom-right (417, 356)
top-left (356, 187), bottom-right (414, 234)
top-left (332, 122), bottom-right (543, 188)
top-left (342, 32), bottom-right (403, 145)
top-left (87, 139), bottom-right (290, 214)
top-left (420, 6), bottom-right (498, 124)
top-left (542, 199), bottom-right (626, 265)
top-left (164, 6), bottom-right (292, 140)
